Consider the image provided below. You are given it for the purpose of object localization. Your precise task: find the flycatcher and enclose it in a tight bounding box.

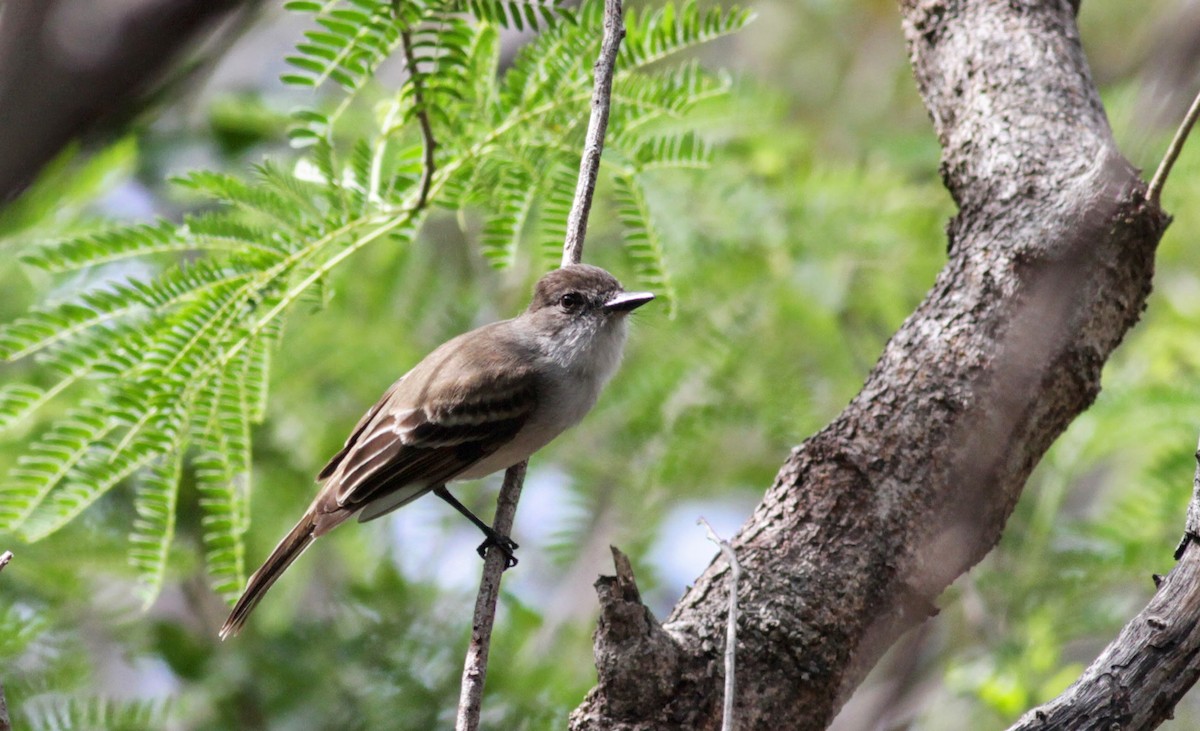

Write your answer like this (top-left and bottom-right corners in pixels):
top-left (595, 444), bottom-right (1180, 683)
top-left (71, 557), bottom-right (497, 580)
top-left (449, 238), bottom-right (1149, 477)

top-left (219, 264), bottom-right (653, 638)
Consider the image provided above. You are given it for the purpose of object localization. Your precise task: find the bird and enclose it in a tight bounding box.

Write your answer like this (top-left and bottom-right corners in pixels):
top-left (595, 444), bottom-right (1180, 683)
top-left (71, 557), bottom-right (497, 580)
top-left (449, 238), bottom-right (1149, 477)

top-left (219, 264), bottom-right (654, 638)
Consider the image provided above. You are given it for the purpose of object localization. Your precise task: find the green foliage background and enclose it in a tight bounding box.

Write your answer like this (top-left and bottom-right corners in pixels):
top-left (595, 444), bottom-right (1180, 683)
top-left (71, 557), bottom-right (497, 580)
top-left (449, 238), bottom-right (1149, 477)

top-left (1, 0), bottom-right (1199, 729)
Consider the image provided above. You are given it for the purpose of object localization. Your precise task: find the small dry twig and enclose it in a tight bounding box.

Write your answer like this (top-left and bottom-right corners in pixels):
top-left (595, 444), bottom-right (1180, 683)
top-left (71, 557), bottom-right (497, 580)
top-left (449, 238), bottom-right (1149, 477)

top-left (0, 550), bottom-right (11, 731)
top-left (455, 461), bottom-right (527, 731)
top-left (454, 2), bottom-right (626, 728)
top-left (399, 28), bottom-right (436, 210)
top-left (699, 518), bottom-right (740, 731)
top-left (1147, 87), bottom-right (1200, 206)
top-left (561, 0), bottom-right (625, 268)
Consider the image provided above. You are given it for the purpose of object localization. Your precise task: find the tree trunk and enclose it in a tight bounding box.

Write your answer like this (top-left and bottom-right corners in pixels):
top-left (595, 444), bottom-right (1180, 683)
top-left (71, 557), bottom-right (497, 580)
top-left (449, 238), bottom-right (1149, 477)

top-left (0, 0), bottom-right (252, 203)
top-left (570, 1), bottom-right (1170, 728)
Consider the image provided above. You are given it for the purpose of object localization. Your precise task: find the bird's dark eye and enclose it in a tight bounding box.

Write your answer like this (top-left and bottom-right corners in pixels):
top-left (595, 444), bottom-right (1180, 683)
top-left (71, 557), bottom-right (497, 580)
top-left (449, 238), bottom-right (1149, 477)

top-left (559, 292), bottom-right (584, 310)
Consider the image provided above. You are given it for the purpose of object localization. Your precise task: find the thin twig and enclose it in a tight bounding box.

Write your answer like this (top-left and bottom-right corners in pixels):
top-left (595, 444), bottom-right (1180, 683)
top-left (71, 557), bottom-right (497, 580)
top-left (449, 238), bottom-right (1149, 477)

top-left (0, 680), bottom-right (8, 731)
top-left (562, 0), bottom-right (625, 267)
top-left (699, 518), bottom-right (740, 731)
top-left (455, 461), bottom-right (526, 731)
top-left (454, 2), bottom-right (627, 728)
top-left (1147, 86), bottom-right (1200, 206)
top-left (0, 550), bottom-right (11, 731)
top-left (399, 28), bottom-right (437, 210)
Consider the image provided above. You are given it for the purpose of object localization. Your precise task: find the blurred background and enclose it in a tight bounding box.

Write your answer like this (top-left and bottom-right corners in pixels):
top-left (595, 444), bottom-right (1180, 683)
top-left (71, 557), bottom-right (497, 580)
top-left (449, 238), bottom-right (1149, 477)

top-left (3, 0), bottom-right (1200, 729)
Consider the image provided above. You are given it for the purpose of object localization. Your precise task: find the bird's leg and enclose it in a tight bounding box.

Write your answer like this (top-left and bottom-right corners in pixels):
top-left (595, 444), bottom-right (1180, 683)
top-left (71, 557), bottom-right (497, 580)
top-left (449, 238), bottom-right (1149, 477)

top-left (432, 485), bottom-right (519, 568)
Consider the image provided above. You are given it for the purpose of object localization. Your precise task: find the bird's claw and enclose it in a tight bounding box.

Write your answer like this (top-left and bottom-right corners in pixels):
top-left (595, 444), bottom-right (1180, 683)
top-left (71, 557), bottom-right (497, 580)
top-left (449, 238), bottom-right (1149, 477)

top-left (476, 534), bottom-right (519, 569)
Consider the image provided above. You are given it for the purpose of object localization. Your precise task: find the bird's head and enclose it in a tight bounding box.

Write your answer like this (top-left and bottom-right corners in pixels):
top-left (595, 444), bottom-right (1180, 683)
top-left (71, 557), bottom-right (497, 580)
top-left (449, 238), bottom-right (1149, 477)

top-left (523, 264), bottom-right (654, 371)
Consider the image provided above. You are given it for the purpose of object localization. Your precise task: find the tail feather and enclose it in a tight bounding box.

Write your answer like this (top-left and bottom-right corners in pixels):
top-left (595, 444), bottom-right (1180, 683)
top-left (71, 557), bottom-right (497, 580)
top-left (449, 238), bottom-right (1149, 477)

top-left (219, 512), bottom-right (318, 640)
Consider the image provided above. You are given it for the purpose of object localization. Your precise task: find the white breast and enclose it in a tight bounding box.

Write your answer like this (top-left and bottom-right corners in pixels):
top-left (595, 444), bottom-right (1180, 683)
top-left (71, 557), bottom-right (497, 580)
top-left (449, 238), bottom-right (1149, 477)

top-left (456, 316), bottom-right (628, 480)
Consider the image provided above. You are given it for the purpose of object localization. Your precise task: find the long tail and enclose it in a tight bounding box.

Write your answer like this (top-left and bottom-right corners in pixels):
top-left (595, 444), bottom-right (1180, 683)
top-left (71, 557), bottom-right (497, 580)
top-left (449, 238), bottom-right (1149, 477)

top-left (219, 511), bottom-right (318, 640)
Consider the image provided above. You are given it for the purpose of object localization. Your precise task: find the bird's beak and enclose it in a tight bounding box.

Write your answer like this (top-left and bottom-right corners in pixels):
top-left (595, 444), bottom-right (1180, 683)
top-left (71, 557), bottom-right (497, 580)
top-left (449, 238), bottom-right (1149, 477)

top-left (603, 291), bottom-right (655, 313)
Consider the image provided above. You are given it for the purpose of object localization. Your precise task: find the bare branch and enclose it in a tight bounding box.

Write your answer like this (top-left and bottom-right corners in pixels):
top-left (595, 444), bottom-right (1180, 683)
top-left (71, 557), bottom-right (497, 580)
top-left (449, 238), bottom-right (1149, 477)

top-left (1147, 86), bottom-right (1200, 206)
top-left (1008, 433), bottom-right (1200, 730)
top-left (561, 0), bottom-right (625, 267)
top-left (457, 1), bottom-right (626, 726)
top-left (0, 681), bottom-right (8, 731)
top-left (0, 550), bottom-right (11, 731)
top-left (454, 460), bottom-right (527, 731)
top-left (699, 518), bottom-right (740, 731)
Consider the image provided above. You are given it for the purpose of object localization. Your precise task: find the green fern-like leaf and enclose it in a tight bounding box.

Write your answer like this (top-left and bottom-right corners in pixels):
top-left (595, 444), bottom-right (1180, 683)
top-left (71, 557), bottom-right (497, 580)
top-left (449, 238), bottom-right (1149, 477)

top-left (480, 167), bottom-right (537, 269)
top-left (465, 0), bottom-right (573, 31)
top-left (195, 451), bottom-right (247, 600)
top-left (0, 599), bottom-right (49, 659)
top-left (19, 695), bottom-right (168, 731)
top-left (0, 383), bottom-right (54, 433)
top-left (20, 404), bottom-right (183, 542)
top-left (243, 319), bottom-right (280, 423)
top-left (185, 212), bottom-right (292, 257)
top-left (254, 160), bottom-right (329, 220)
top-left (629, 131), bottom-right (713, 171)
top-left (499, 10), bottom-right (594, 113)
top-left (0, 322), bottom-right (145, 430)
top-left (0, 403), bottom-right (114, 532)
top-left (174, 170), bottom-right (308, 234)
top-left (283, 1), bottom-right (401, 92)
top-left (622, 0), bottom-right (753, 70)
top-left (0, 0), bottom-right (745, 606)
top-left (0, 289), bottom-right (146, 362)
top-left (612, 173), bottom-right (677, 315)
top-left (611, 61), bottom-right (720, 124)
top-left (129, 451), bottom-right (182, 606)
top-left (191, 358), bottom-right (252, 548)
top-left (534, 164), bottom-right (578, 270)
top-left (21, 220), bottom-right (191, 272)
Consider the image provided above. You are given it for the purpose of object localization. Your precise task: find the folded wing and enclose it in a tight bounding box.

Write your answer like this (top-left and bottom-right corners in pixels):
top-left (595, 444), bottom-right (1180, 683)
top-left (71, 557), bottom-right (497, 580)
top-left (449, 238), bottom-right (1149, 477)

top-left (315, 325), bottom-right (539, 524)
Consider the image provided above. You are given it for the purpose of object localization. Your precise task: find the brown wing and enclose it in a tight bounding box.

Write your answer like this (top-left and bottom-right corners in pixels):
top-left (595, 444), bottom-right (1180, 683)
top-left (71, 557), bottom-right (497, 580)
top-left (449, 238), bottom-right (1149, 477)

top-left (316, 322), bottom-right (539, 516)
top-left (316, 379), bottom-right (403, 482)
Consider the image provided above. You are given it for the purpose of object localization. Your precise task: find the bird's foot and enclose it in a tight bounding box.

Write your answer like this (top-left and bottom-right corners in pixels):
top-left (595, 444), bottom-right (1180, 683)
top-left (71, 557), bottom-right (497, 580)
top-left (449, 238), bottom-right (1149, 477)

top-left (476, 532), bottom-right (519, 569)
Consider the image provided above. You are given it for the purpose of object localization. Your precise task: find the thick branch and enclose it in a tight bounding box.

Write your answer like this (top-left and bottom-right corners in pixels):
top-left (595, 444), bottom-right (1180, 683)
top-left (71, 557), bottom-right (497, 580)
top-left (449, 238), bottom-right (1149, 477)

top-left (1008, 439), bottom-right (1200, 730)
top-left (0, 0), bottom-right (250, 203)
top-left (571, 1), bottom-right (1170, 728)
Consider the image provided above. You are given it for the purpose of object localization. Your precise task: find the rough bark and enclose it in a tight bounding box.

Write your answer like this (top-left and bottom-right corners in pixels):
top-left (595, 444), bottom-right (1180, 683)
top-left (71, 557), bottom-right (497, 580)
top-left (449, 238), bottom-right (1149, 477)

top-left (0, 0), bottom-right (252, 203)
top-left (1006, 441), bottom-right (1200, 731)
top-left (570, 1), bottom-right (1171, 728)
